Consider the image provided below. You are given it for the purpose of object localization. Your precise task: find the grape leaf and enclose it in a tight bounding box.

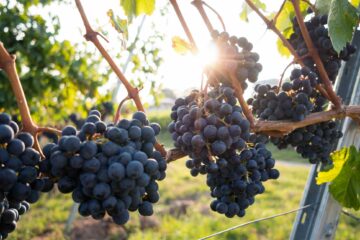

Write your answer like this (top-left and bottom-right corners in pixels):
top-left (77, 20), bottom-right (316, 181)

top-left (172, 36), bottom-right (192, 55)
top-left (240, 0), bottom-right (266, 22)
top-left (328, 0), bottom-right (359, 53)
top-left (316, 147), bottom-right (349, 184)
top-left (315, 0), bottom-right (331, 15)
top-left (277, 38), bottom-right (291, 57)
top-left (240, 3), bottom-right (251, 22)
top-left (328, 146), bottom-right (360, 210)
top-left (275, 1), bottom-right (308, 32)
top-left (276, 26), bottom-right (293, 57)
top-left (350, 0), bottom-right (360, 8)
top-left (107, 9), bottom-right (128, 39)
top-left (120, 0), bottom-right (155, 20)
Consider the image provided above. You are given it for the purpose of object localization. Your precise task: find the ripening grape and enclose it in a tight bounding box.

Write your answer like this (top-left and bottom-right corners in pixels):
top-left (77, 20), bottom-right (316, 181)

top-left (40, 110), bottom-right (167, 225)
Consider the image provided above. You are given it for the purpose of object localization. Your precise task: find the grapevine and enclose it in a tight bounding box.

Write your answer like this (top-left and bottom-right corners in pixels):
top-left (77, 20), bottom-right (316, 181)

top-left (0, 0), bottom-right (359, 238)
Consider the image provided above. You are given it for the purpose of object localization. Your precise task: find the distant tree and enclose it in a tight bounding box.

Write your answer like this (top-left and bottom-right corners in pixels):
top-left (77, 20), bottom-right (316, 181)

top-left (0, 0), bottom-right (111, 124)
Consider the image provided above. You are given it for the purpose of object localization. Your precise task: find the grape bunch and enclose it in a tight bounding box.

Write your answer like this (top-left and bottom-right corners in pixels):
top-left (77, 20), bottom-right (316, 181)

top-left (207, 141), bottom-right (279, 217)
top-left (271, 121), bottom-right (342, 164)
top-left (168, 86), bottom-right (251, 159)
top-left (209, 31), bottom-right (263, 90)
top-left (168, 85), bottom-right (279, 218)
top-left (40, 110), bottom-right (167, 225)
top-left (289, 14), bottom-right (357, 82)
top-left (249, 67), bottom-right (319, 121)
top-left (0, 113), bottom-right (52, 239)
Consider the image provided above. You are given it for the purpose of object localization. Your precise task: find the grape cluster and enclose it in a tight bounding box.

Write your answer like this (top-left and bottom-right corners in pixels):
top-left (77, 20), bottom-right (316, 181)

top-left (169, 86), bottom-right (251, 158)
top-left (0, 113), bottom-right (52, 239)
top-left (41, 110), bottom-right (167, 225)
top-left (168, 86), bottom-right (279, 217)
top-left (271, 121), bottom-right (342, 164)
top-left (260, 13), bottom-right (357, 164)
top-left (207, 142), bottom-right (279, 217)
top-left (289, 14), bottom-right (357, 82)
top-left (209, 31), bottom-right (263, 90)
top-left (249, 67), bottom-right (318, 121)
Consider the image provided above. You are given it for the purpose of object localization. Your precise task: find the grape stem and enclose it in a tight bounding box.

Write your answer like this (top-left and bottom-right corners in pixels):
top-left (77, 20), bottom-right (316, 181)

top-left (191, 0), bottom-right (223, 34)
top-left (75, 0), bottom-right (167, 157)
top-left (228, 72), bottom-right (255, 128)
top-left (199, 1), bottom-right (226, 32)
top-left (243, 0), bottom-right (330, 102)
top-left (0, 42), bottom-right (61, 157)
top-left (192, 0), bottom-right (214, 34)
top-left (114, 96), bottom-right (131, 124)
top-left (277, 60), bottom-right (295, 93)
top-left (291, 0), bottom-right (341, 109)
top-left (169, 0), bottom-right (198, 52)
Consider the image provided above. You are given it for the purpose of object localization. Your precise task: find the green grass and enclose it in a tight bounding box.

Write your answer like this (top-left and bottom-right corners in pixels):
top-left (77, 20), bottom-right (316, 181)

top-left (8, 161), bottom-right (359, 240)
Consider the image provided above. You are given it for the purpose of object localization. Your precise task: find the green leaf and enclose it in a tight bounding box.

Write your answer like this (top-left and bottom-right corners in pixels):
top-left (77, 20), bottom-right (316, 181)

top-left (350, 0), bottom-right (360, 8)
top-left (275, 1), bottom-right (308, 32)
top-left (317, 147), bottom-right (350, 184)
top-left (277, 36), bottom-right (291, 57)
top-left (240, 3), bottom-right (251, 22)
top-left (171, 36), bottom-right (193, 55)
top-left (136, 0), bottom-right (155, 15)
top-left (240, 0), bottom-right (266, 22)
top-left (315, 0), bottom-right (331, 15)
top-left (328, 0), bottom-right (358, 53)
top-left (328, 146), bottom-right (360, 210)
top-left (107, 9), bottom-right (128, 39)
top-left (120, 0), bottom-right (155, 20)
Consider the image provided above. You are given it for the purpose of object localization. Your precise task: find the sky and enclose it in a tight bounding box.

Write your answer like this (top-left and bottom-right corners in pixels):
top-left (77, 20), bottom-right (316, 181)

top-left (41, 0), bottom-right (291, 101)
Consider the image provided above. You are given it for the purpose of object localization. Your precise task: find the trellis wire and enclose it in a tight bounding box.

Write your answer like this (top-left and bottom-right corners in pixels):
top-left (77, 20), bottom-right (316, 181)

top-left (198, 204), bottom-right (314, 240)
top-left (341, 210), bottom-right (360, 222)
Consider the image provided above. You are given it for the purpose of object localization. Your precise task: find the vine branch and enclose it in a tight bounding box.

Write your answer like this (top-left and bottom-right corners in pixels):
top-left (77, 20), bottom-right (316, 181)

top-left (201, 1), bottom-right (226, 32)
top-left (75, 0), bottom-right (167, 157)
top-left (253, 105), bottom-right (360, 135)
top-left (169, 0), bottom-right (198, 52)
top-left (0, 42), bottom-right (61, 157)
top-left (191, 0), bottom-right (215, 34)
top-left (291, 0), bottom-right (341, 109)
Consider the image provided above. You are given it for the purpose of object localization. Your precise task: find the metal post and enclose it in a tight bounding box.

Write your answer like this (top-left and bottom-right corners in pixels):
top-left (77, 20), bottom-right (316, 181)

top-left (290, 30), bottom-right (360, 240)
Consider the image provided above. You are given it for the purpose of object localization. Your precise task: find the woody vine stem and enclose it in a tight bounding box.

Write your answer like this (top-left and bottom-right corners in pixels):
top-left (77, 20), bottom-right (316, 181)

top-left (0, 0), bottom-right (360, 163)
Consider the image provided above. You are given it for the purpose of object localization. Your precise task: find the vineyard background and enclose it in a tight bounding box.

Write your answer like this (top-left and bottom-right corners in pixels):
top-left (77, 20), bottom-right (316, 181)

top-left (1, 0), bottom-right (360, 239)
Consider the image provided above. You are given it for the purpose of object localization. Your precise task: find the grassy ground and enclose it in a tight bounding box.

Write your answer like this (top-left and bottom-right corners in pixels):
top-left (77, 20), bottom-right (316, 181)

top-left (8, 161), bottom-right (359, 240)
